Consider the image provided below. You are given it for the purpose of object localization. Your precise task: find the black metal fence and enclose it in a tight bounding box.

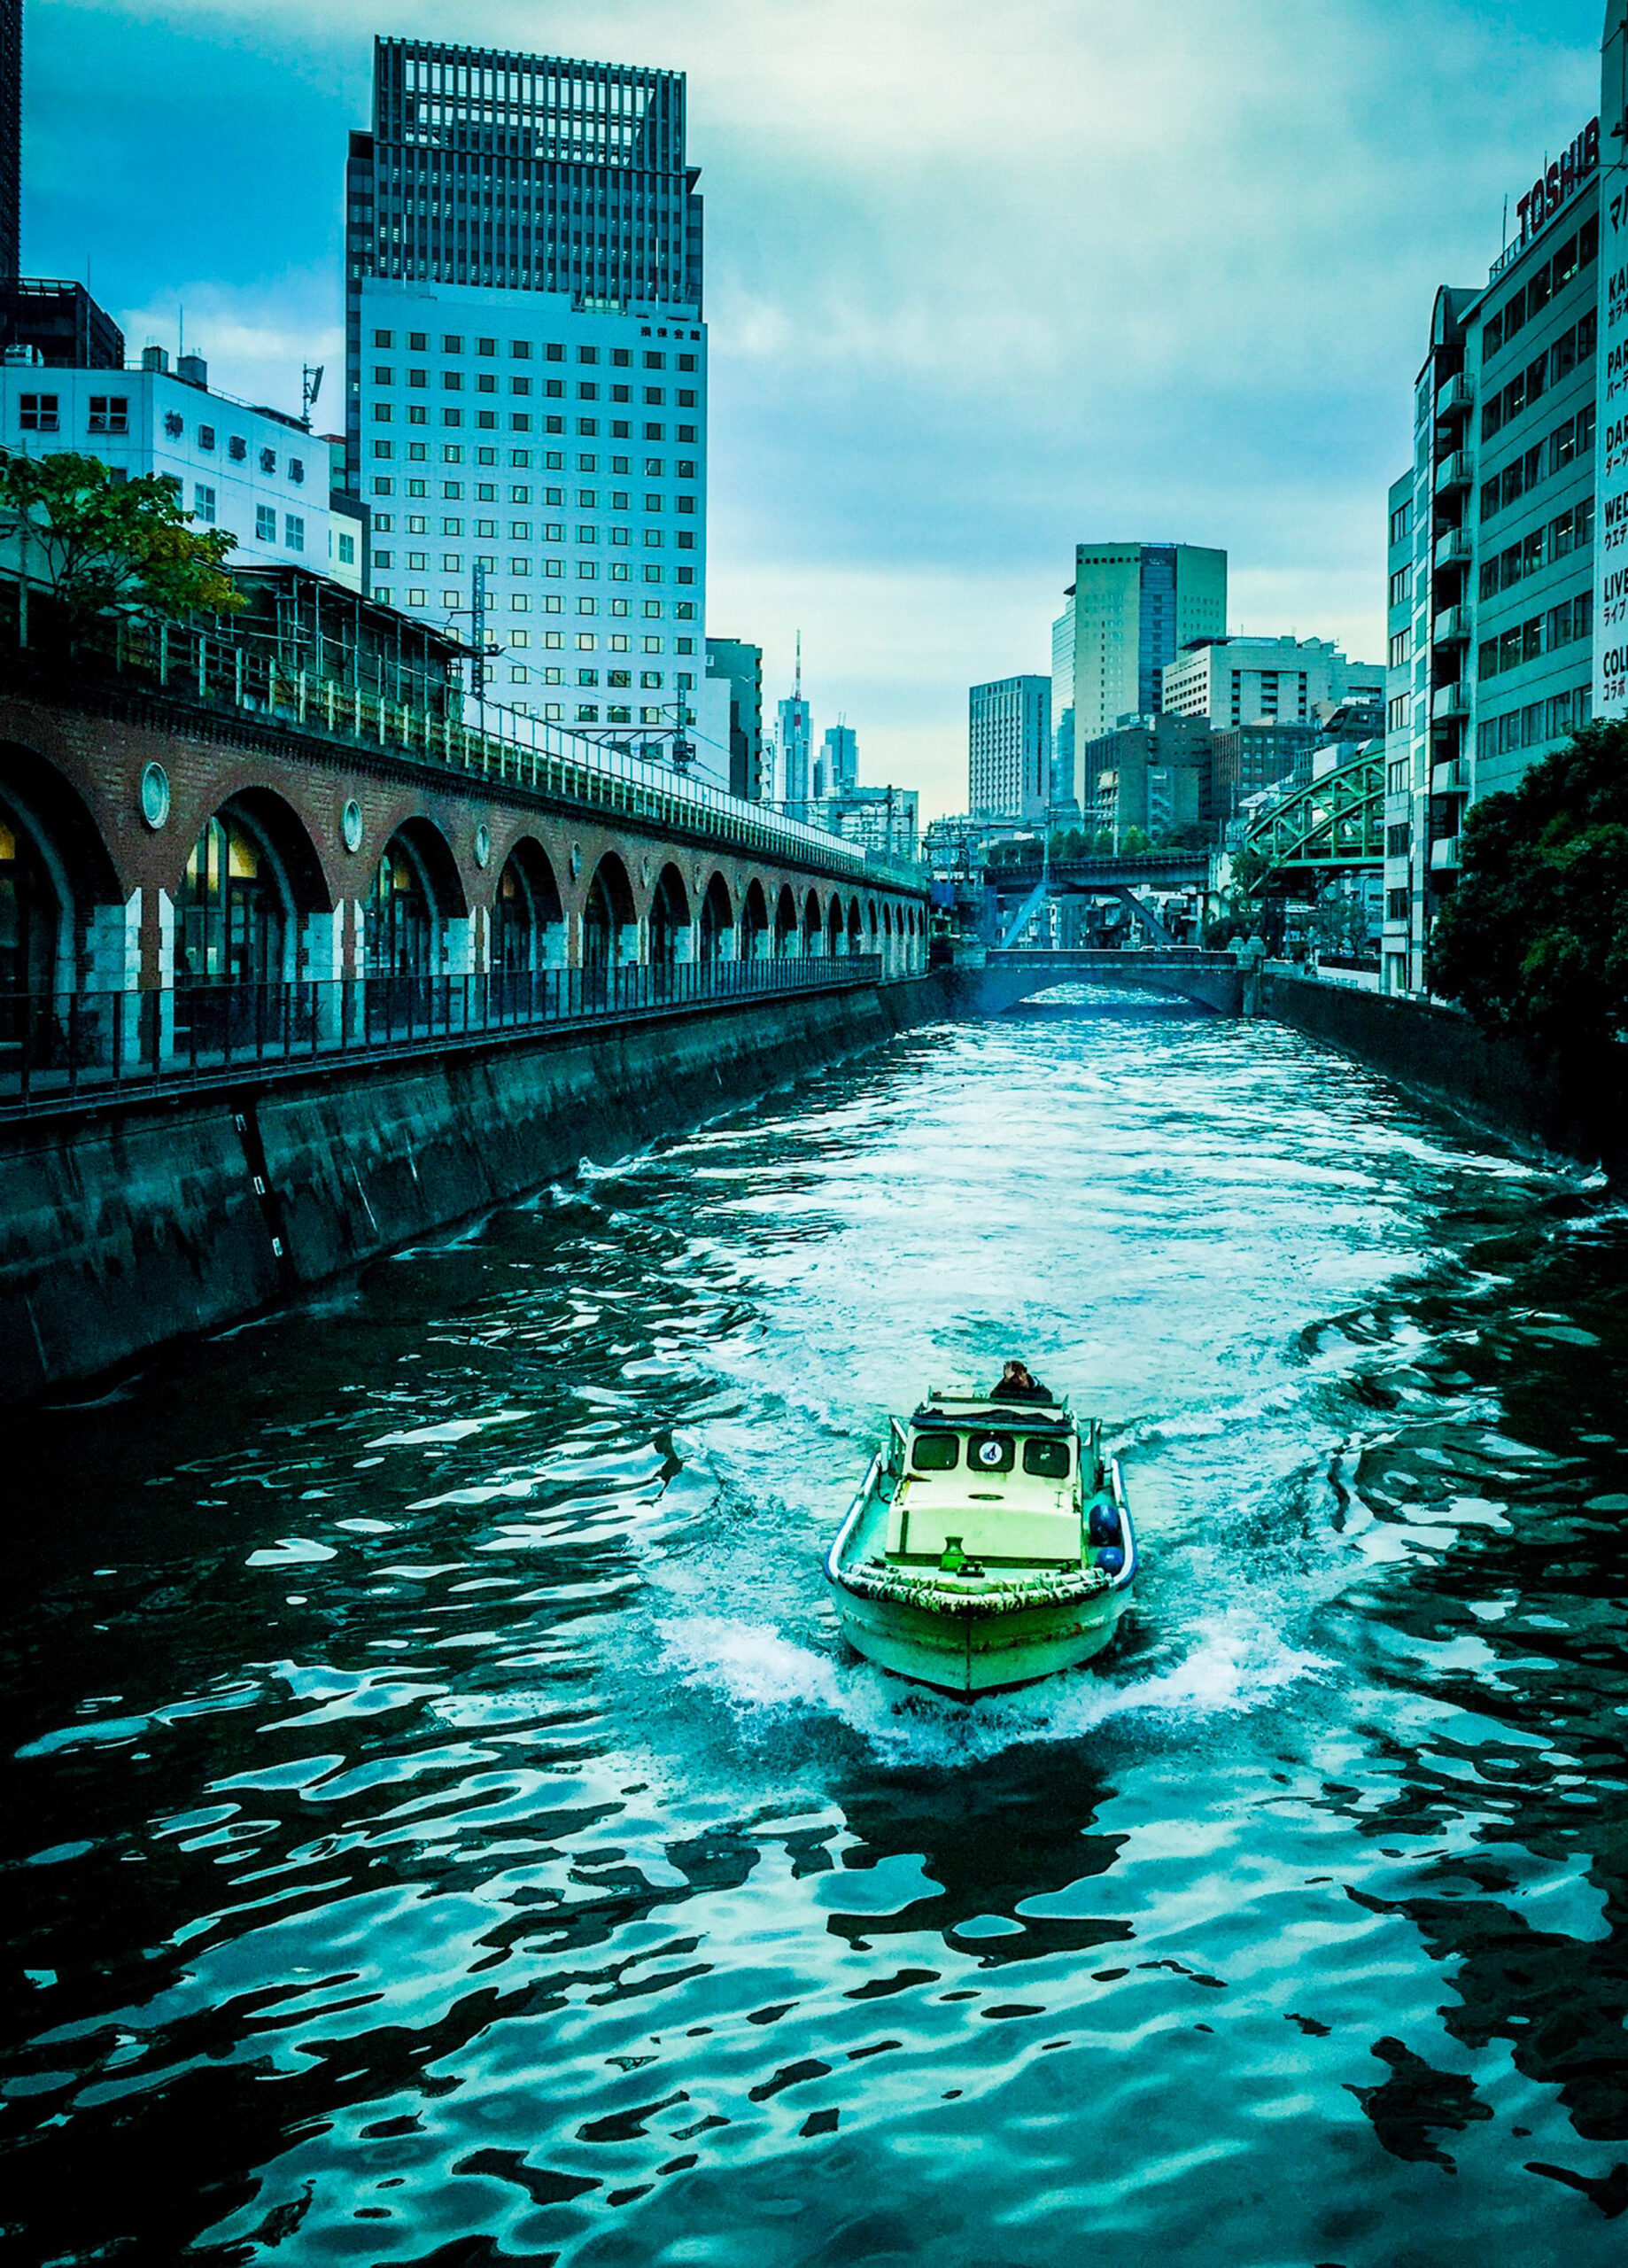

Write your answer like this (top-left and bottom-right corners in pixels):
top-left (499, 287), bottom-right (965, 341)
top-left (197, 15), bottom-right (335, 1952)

top-left (0, 954), bottom-right (886, 1115)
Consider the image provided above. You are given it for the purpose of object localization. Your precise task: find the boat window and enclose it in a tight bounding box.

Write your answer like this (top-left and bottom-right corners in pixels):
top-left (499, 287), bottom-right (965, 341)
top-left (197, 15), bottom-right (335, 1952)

top-left (967, 1433), bottom-right (1014, 1473)
top-left (911, 1433), bottom-right (959, 1472)
top-left (1022, 1437), bottom-right (1071, 1479)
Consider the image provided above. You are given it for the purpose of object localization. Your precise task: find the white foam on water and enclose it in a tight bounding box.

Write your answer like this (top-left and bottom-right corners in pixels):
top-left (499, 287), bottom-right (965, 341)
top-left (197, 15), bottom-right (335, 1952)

top-left (657, 1609), bottom-right (1328, 1765)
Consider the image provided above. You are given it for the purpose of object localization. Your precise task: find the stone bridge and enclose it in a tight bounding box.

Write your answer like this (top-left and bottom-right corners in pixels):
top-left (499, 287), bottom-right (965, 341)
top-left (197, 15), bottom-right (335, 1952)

top-left (969, 950), bottom-right (1244, 1016)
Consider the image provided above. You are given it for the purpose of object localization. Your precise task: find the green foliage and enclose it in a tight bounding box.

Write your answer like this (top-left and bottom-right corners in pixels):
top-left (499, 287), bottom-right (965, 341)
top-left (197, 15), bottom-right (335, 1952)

top-left (1229, 843), bottom-right (1274, 903)
top-left (0, 452), bottom-right (244, 633)
top-left (1120, 825), bottom-right (1151, 853)
top-left (1429, 720), bottom-right (1628, 1058)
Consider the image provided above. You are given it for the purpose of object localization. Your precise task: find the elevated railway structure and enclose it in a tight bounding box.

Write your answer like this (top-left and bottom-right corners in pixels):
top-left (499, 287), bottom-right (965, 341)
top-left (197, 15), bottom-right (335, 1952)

top-left (1238, 747), bottom-right (1384, 884)
top-left (0, 604), bottom-right (927, 1118)
top-left (980, 849), bottom-right (1210, 952)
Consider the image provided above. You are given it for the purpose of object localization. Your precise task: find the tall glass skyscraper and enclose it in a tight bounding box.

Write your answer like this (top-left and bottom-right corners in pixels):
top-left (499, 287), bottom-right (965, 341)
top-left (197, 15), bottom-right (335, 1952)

top-left (344, 37), bottom-right (710, 765)
top-left (1066, 542), bottom-right (1228, 743)
top-left (0, 0), bottom-right (21, 284)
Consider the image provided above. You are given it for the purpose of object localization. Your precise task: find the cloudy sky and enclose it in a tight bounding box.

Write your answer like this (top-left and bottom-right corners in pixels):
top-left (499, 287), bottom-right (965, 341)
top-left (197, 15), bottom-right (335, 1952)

top-left (26, 0), bottom-right (1605, 812)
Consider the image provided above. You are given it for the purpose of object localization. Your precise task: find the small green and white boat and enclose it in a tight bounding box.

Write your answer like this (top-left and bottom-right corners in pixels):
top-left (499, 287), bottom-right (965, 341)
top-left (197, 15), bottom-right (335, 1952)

top-left (825, 1389), bottom-right (1136, 1697)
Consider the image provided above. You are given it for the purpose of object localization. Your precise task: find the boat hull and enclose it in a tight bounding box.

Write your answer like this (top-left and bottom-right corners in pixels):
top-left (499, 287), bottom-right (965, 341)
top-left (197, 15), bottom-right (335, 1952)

top-left (831, 1578), bottom-right (1132, 1697)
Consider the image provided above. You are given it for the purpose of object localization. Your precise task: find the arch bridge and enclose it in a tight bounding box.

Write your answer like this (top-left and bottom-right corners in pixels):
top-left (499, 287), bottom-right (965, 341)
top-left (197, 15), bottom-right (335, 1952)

top-left (1239, 746), bottom-right (1384, 884)
top-left (0, 614), bottom-right (928, 1114)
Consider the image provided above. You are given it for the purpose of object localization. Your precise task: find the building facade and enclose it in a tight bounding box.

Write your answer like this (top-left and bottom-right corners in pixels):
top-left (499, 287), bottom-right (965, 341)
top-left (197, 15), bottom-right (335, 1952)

top-left (1081, 712), bottom-right (1212, 843)
top-left (704, 638), bottom-right (764, 800)
top-left (778, 691), bottom-right (812, 812)
top-left (1211, 723), bottom-right (1322, 831)
top-left (820, 723), bottom-right (857, 797)
top-left (0, 357), bottom-right (332, 572)
top-left (1050, 597), bottom-right (1076, 808)
top-left (814, 786), bottom-right (919, 859)
top-left (1381, 114), bottom-right (1601, 992)
top-left (968, 673), bottom-right (1050, 821)
top-left (345, 39), bottom-right (708, 757)
top-left (1160, 634), bottom-right (1383, 730)
top-left (0, 0), bottom-right (17, 287)
top-left (1067, 543), bottom-right (1227, 744)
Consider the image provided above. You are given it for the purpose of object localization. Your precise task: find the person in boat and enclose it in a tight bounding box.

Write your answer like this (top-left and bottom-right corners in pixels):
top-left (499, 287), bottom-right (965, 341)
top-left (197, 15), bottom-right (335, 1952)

top-left (989, 1359), bottom-right (1054, 1403)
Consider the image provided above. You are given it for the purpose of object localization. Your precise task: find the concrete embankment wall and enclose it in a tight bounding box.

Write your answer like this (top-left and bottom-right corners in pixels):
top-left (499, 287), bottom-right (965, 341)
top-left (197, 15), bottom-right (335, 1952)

top-left (1260, 970), bottom-right (1628, 1177)
top-left (0, 974), bottom-right (955, 1404)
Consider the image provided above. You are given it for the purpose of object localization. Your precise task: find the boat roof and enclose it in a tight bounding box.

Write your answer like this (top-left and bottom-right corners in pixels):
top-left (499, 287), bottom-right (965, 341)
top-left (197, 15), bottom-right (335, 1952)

top-left (911, 1392), bottom-right (1078, 1434)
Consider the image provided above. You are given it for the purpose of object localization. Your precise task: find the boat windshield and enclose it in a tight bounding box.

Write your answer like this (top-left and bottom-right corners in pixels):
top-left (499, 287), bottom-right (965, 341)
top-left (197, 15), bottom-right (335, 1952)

top-left (911, 1433), bottom-right (959, 1472)
top-left (1022, 1437), bottom-right (1071, 1479)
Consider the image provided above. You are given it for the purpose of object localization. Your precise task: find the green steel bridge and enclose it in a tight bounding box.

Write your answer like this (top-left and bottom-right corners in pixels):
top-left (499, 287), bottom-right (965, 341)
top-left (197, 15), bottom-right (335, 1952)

top-left (1239, 746), bottom-right (1384, 882)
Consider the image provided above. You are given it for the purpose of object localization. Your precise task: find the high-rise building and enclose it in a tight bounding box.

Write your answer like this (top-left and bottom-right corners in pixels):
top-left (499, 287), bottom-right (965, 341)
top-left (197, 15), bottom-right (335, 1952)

top-left (0, 0), bottom-right (19, 287)
top-left (1050, 598), bottom-right (1075, 807)
top-left (1160, 635), bottom-right (1383, 728)
top-left (778, 688), bottom-right (812, 812)
top-left (1081, 713), bottom-right (1213, 842)
top-left (705, 637), bottom-right (764, 799)
top-left (968, 675), bottom-right (1050, 821)
top-left (1377, 99), bottom-right (1601, 995)
top-left (822, 723), bottom-right (857, 795)
top-left (345, 38), bottom-right (709, 760)
top-left (1067, 543), bottom-right (1227, 743)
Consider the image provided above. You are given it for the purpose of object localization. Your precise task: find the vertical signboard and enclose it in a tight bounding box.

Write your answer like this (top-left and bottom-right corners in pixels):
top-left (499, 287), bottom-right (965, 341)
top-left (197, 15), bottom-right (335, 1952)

top-left (1597, 2), bottom-right (1628, 718)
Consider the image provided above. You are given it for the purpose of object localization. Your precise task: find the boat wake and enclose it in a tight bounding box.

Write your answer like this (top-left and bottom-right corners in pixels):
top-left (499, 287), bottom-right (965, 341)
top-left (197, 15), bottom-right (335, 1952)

top-left (657, 1608), bottom-right (1328, 1764)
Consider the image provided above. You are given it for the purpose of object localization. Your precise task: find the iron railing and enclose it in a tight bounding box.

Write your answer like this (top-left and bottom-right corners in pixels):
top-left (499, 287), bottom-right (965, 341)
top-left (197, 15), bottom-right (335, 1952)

top-left (0, 954), bottom-right (888, 1116)
top-left (0, 594), bottom-right (925, 894)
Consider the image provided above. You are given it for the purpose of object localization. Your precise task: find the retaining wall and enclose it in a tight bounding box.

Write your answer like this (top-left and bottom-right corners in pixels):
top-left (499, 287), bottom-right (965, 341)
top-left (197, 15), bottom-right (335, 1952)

top-left (0, 974), bottom-right (955, 1404)
top-left (1260, 970), bottom-right (1628, 1176)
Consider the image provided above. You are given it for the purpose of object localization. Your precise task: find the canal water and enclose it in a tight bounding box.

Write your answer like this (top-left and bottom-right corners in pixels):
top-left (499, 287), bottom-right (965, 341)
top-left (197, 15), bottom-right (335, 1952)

top-left (4, 1002), bottom-right (1628, 2267)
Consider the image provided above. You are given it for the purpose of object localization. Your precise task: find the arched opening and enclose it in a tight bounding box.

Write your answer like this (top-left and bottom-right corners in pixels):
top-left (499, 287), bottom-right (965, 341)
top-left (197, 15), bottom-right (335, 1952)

top-left (492, 837), bottom-right (566, 1007)
top-left (364, 819), bottom-right (462, 1035)
top-left (826, 896), bottom-right (844, 957)
top-left (847, 898), bottom-right (863, 955)
top-left (773, 885), bottom-right (798, 958)
top-left (174, 790), bottom-right (330, 1056)
top-left (699, 872), bottom-right (733, 964)
top-left (0, 793), bottom-right (63, 999)
top-left (0, 745), bottom-right (126, 1006)
top-left (583, 852), bottom-right (638, 973)
top-left (648, 862), bottom-right (693, 970)
top-left (802, 889), bottom-right (821, 956)
top-left (740, 879), bottom-right (769, 961)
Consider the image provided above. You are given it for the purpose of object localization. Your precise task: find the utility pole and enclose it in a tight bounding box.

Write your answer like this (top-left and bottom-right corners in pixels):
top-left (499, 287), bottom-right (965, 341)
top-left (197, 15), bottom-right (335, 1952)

top-left (470, 561), bottom-right (487, 701)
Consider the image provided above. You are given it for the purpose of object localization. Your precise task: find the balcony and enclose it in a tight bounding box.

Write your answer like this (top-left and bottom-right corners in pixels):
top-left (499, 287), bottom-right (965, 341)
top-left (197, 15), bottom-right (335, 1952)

top-left (1431, 757), bottom-right (1469, 795)
top-left (1433, 605), bottom-right (1470, 645)
top-left (1436, 372), bottom-right (1474, 417)
top-left (1433, 527), bottom-right (1471, 569)
top-left (1430, 681), bottom-right (1469, 720)
top-left (1433, 450), bottom-right (1473, 495)
top-left (1430, 835), bottom-right (1461, 873)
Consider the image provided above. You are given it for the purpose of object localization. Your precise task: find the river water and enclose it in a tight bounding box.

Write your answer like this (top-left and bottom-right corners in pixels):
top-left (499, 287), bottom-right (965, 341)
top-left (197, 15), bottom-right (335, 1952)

top-left (4, 1000), bottom-right (1628, 2266)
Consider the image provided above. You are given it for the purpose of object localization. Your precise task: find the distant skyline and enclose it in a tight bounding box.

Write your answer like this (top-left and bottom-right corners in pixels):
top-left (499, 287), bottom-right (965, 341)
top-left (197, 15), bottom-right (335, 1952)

top-left (23, 0), bottom-right (1607, 814)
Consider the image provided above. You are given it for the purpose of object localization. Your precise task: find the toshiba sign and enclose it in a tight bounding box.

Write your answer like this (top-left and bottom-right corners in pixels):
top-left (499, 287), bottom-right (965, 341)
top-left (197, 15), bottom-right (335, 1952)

top-left (1515, 118), bottom-right (1601, 245)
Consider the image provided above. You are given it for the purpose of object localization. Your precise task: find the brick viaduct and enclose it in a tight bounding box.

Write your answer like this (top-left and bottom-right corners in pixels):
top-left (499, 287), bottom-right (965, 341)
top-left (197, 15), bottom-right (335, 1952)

top-left (0, 678), bottom-right (928, 1005)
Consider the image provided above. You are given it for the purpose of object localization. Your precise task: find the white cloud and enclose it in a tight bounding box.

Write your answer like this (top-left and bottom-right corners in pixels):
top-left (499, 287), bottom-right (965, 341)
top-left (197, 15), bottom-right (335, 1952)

top-left (44, 0), bottom-right (1603, 814)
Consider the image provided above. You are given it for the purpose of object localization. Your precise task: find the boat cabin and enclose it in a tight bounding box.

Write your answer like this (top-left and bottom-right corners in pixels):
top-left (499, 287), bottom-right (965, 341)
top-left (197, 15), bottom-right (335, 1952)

top-left (884, 1394), bottom-right (1101, 1571)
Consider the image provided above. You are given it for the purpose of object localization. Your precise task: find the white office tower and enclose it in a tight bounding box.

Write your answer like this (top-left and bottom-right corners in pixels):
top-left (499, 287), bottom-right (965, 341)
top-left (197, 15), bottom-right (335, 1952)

top-left (345, 40), bottom-right (712, 777)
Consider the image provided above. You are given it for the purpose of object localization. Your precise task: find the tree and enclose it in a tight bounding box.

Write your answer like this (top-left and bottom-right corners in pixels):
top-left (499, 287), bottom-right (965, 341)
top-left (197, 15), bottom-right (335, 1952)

top-left (1429, 720), bottom-right (1628, 1060)
top-left (0, 453), bottom-right (243, 636)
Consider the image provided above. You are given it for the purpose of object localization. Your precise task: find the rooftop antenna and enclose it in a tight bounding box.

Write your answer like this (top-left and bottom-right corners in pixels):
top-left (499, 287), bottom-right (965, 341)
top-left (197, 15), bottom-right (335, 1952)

top-left (302, 363), bottom-right (324, 425)
top-left (178, 303), bottom-right (184, 361)
top-left (795, 629), bottom-right (802, 702)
